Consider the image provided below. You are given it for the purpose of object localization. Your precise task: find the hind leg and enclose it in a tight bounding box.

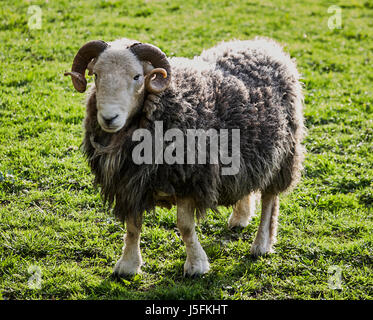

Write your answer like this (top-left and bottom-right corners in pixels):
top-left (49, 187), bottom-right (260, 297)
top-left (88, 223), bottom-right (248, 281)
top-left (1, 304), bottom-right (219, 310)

top-left (228, 193), bottom-right (257, 229)
top-left (250, 193), bottom-right (279, 256)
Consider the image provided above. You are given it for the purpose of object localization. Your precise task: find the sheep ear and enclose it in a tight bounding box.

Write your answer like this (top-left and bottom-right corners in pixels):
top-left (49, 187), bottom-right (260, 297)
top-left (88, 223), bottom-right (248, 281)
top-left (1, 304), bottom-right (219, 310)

top-left (87, 58), bottom-right (97, 76)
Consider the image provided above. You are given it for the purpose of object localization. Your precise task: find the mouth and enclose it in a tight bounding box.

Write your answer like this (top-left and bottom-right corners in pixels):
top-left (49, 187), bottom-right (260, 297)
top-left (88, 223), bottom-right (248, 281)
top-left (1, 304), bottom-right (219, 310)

top-left (98, 114), bottom-right (126, 133)
top-left (100, 124), bottom-right (122, 133)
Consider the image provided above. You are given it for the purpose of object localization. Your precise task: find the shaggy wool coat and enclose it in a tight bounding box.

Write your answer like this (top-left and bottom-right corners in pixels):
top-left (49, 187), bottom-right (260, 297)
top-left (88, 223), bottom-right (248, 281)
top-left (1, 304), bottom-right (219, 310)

top-left (83, 38), bottom-right (305, 221)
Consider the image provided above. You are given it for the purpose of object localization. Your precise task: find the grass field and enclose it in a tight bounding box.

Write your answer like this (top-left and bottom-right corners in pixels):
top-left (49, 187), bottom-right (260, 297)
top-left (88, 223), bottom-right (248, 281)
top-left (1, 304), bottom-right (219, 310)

top-left (0, 0), bottom-right (372, 300)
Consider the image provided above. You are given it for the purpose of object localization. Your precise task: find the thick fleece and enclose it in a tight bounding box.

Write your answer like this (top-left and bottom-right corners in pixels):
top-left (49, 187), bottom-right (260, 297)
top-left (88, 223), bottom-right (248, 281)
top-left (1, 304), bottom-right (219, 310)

top-left (83, 38), bottom-right (305, 221)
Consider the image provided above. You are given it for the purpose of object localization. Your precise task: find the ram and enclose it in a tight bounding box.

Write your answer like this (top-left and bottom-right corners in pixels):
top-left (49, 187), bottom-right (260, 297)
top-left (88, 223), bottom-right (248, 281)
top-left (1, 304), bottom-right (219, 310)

top-left (65, 37), bottom-right (305, 277)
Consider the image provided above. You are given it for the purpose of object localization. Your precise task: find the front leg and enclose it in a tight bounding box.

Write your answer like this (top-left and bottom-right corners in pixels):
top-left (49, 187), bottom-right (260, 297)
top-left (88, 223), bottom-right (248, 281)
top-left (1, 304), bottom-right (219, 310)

top-left (177, 198), bottom-right (210, 277)
top-left (113, 214), bottom-right (143, 277)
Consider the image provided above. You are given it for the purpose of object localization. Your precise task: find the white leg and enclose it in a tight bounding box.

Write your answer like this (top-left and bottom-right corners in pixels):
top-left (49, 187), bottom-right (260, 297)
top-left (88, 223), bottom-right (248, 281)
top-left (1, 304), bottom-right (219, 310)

top-left (113, 214), bottom-right (143, 277)
top-left (177, 198), bottom-right (210, 276)
top-left (228, 193), bottom-right (257, 228)
top-left (250, 193), bottom-right (279, 256)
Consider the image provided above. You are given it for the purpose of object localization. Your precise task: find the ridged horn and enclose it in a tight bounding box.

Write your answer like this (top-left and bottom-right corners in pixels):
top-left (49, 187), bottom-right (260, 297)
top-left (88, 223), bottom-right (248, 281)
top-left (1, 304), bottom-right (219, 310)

top-left (129, 43), bottom-right (171, 94)
top-left (64, 40), bottom-right (108, 93)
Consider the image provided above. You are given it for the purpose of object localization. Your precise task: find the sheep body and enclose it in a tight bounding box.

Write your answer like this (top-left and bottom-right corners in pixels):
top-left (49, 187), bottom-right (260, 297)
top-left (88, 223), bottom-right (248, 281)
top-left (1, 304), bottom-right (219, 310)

top-left (83, 38), bottom-right (305, 222)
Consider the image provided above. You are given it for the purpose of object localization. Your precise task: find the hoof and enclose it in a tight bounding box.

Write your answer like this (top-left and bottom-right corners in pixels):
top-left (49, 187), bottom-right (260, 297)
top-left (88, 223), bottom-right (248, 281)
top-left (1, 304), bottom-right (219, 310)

top-left (113, 257), bottom-right (142, 278)
top-left (250, 242), bottom-right (273, 257)
top-left (228, 213), bottom-right (250, 229)
top-left (183, 257), bottom-right (210, 277)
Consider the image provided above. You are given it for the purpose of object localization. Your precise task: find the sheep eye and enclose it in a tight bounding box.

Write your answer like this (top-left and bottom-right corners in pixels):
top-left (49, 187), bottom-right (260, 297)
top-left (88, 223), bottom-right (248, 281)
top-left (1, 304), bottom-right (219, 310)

top-left (93, 73), bottom-right (97, 80)
top-left (133, 74), bottom-right (141, 81)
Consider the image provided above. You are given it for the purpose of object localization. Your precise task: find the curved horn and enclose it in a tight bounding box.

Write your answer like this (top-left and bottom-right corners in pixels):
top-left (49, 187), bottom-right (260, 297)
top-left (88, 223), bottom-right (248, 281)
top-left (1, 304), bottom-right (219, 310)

top-left (129, 43), bottom-right (171, 94)
top-left (64, 40), bottom-right (108, 93)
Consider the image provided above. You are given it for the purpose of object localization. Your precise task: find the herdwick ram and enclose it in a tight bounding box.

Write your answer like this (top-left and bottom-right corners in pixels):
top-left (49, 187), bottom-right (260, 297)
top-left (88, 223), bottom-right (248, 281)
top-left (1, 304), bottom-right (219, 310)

top-left (65, 37), bottom-right (305, 277)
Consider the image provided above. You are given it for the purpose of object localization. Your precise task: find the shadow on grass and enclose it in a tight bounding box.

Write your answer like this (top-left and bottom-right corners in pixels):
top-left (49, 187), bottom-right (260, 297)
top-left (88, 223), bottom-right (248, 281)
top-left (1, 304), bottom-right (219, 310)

top-left (85, 253), bottom-right (261, 300)
top-left (85, 222), bottom-right (265, 299)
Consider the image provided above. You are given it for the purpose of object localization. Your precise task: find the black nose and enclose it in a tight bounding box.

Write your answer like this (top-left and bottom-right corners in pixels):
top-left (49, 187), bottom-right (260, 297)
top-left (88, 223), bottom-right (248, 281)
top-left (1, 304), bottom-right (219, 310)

top-left (102, 114), bottom-right (119, 126)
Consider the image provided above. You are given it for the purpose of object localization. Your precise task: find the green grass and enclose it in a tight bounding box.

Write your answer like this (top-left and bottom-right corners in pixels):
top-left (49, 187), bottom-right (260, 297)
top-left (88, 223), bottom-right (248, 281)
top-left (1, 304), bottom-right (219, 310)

top-left (0, 0), bottom-right (372, 300)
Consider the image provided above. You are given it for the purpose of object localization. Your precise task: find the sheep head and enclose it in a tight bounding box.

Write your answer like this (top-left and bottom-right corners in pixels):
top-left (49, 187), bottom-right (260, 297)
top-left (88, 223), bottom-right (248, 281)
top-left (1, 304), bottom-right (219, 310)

top-left (65, 40), bottom-right (171, 133)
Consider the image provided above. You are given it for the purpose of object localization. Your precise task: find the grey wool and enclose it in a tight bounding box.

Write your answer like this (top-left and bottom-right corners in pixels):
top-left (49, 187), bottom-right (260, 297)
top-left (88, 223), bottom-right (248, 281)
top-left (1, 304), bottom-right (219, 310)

top-left (82, 37), bottom-right (306, 222)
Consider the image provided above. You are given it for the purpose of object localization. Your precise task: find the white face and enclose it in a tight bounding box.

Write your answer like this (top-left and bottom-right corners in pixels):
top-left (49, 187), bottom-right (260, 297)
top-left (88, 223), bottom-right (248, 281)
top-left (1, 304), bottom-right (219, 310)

top-left (92, 48), bottom-right (146, 133)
